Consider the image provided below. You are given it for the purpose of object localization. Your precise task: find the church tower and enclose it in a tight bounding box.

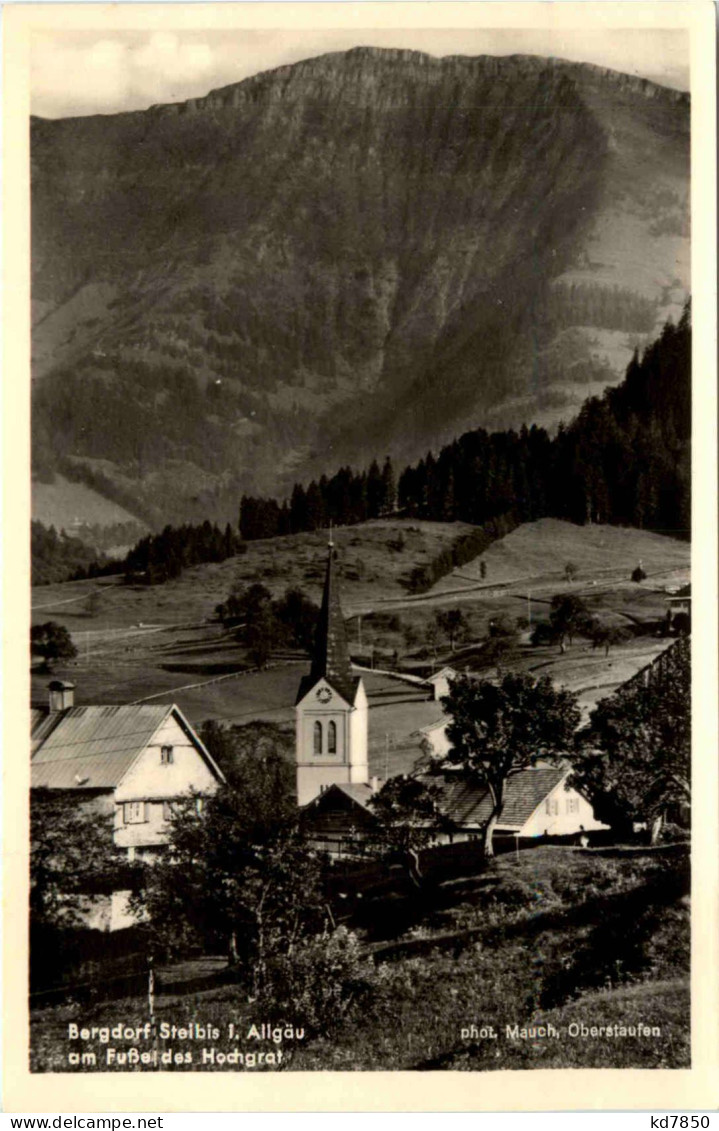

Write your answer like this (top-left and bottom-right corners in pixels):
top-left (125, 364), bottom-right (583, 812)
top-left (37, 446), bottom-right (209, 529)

top-left (295, 536), bottom-right (368, 806)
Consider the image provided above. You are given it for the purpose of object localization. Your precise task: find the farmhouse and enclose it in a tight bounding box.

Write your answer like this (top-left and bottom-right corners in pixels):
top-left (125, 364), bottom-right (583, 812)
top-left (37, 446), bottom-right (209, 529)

top-left (301, 766), bottom-right (607, 857)
top-left (425, 765), bottom-right (608, 845)
top-left (31, 680), bottom-right (225, 861)
top-left (300, 781), bottom-right (381, 856)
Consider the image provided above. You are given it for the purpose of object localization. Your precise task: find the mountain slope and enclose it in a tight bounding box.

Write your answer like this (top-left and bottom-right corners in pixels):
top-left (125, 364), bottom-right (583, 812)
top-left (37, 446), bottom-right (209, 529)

top-left (31, 48), bottom-right (689, 524)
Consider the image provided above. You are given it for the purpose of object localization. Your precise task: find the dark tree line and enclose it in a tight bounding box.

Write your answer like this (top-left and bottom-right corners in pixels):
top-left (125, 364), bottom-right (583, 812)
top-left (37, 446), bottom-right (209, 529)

top-left (124, 520), bottom-right (244, 584)
top-left (404, 513), bottom-right (520, 594)
top-left (239, 457), bottom-right (396, 540)
top-left (36, 308), bottom-right (689, 587)
top-left (31, 521), bottom-right (118, 586)
top-left (238, 306), bottom-right (690, 543)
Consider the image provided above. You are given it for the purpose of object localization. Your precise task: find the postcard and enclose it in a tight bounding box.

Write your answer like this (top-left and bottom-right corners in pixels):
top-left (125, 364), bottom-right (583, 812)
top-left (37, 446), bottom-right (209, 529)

top-left (3, 1), bottom-right (717, 1113)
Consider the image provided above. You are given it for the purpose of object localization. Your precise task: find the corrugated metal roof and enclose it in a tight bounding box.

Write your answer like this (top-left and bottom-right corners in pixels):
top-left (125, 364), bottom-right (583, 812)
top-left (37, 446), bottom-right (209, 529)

top-left (429, 766), bottom-right (569, 830)
top-left (30, 708), bottom-right (64, 753)
top-left (31, 704), bottom-right (172, 790)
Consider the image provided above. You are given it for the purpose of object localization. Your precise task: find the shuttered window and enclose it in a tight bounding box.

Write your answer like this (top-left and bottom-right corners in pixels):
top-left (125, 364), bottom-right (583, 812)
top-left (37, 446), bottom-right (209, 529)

top-left (124, 801), bottom-right (147, 824)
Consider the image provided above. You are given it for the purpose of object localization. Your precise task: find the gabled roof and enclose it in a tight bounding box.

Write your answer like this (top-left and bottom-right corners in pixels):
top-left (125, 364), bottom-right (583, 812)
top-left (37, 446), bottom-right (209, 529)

top-left (426, 766), bottom-right (569, 831)
top-left (31, 708), bottom-right (64, 753)
top-left (302, 781), bottom-right (376, 813)
top-left (31, 703), bottom-right (225, 791)
top-left (418, 717), bottom-right (447, 736)
top-left (295, 672), bottom-right (362, 708)
top-left (427, 667), bottom-right (457, 683)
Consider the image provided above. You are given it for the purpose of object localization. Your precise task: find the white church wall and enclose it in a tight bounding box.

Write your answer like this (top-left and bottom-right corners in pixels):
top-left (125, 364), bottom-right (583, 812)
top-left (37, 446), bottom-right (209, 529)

top-left (348, 681), bottom-right (368, 784)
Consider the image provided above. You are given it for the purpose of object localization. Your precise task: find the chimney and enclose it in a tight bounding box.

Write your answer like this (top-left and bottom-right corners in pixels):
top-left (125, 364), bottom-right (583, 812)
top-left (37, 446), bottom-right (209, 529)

top-left (48, 680), bottom-right (75, 712)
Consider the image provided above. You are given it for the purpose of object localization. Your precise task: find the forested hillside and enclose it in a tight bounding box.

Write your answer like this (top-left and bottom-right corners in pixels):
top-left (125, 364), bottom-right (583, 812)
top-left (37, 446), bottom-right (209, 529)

top-left (32, 48), bottom-right (689, 520)
top-left (239, 307), bottom-right (691, 541)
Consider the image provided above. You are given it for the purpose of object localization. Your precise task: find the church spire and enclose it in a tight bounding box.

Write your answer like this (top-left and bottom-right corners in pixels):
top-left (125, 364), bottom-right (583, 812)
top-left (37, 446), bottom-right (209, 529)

top-left (311, 533), bottom-right (355, 699)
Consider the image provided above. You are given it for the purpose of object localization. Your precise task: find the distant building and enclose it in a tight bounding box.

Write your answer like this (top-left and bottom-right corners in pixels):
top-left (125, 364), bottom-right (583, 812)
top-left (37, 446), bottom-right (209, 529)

top-left (667, 584), bottom-right (691, 631)
top-left (417, 718), bottom-right (451, 759)
top-left (31, 681), bottom-right (225, 863)
top-left (425, 666), bottom-right (458, 701)
top-left (295, 539), bottom-right (368, 806)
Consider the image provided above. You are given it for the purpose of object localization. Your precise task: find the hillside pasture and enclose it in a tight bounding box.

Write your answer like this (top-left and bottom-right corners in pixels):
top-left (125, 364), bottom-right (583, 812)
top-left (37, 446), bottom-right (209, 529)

top-left (32, 474), bottom-right (146, 533)
top-left (431, 517), bottom-right (689, 595)
top-left (30, 518), bottom-right (689, 749)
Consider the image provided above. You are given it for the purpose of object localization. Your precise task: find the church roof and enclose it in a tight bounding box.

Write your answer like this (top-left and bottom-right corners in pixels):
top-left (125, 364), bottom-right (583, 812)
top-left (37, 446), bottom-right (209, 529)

top-left (305, 542), bottom-right (359, 705)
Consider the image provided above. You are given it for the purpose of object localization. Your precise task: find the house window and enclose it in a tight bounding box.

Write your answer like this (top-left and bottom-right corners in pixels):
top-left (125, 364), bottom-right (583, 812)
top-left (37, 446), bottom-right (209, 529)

top-left (313, 721), bottom-right (322, 755)
top-left (566, 797), bottom-right (579, 814)
top-left (124, 801), bottom-right (147, 824)
top-left (160, 745), bottom-right (174, 765)
top-left (328, 720), bottom-right (337, 754)
top-left (162, 801), bottom-right (173, 821)
top-left (545, 799), bottom-right (559, 816)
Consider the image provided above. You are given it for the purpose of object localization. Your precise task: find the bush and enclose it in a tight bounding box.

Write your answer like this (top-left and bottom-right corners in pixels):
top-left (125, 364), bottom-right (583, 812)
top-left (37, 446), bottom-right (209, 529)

top-left (631, 566), bottom-right (647, 583)
top-left (531, 622), bottom-right (556, 646)
top-left (262, 927), bottom-right (381, 1036)
top-left (31, 622), bottom-right (78, 668)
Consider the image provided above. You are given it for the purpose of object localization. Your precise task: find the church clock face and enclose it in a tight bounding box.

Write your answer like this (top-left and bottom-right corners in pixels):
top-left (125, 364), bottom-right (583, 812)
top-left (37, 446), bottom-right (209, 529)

top-left (316, 687), bottom-right (332, 704)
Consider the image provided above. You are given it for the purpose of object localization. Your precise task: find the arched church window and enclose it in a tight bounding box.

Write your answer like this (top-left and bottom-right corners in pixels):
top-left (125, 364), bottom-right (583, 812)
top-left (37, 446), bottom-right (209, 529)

top-left (313, 721), bottom-right (322, 755)
top-left (328, 721), bottom-right (337, 754)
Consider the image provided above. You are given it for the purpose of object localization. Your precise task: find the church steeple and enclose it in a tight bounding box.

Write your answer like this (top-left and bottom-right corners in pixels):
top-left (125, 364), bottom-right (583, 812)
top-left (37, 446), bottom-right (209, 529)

top-left (294, 532), bottom-right (368, 807)
top-left (310, 535), bottom-right (355, 702)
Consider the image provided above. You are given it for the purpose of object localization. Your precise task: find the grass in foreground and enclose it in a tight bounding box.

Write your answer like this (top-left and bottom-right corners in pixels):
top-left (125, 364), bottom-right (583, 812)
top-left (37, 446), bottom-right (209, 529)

top-left (30, 847), bottom-right (689, 1073)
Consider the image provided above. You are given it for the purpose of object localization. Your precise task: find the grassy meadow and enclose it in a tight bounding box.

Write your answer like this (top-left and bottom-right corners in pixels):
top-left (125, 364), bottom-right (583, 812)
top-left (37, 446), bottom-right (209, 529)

top-left (31, 518), bottom-right (689, 761)
top-left (30, 846), bottom-right (689, 1073)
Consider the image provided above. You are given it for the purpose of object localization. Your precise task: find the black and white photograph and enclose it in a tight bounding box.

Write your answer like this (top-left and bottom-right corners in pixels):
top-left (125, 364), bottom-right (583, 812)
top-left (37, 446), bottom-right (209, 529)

top-left (6, 0), bottom-right (716, 1105)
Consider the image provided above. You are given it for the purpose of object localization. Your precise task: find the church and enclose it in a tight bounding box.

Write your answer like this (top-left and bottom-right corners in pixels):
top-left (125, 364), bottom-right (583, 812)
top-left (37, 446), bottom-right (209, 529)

top-left (296, 536), bottom-right (608, 854)
top-left (295, 536), bottom-right (369, 807)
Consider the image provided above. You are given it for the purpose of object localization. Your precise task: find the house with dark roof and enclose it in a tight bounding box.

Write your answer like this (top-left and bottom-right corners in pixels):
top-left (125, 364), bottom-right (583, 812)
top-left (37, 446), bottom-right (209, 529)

top-left (423, 765), bottom-right (607, 842)
top-left (300, 766), bottom-right (607, 857)
top-left (300, 782), bottom-right (381, 856)
top-left (31, 681), bottom-right (225, 863)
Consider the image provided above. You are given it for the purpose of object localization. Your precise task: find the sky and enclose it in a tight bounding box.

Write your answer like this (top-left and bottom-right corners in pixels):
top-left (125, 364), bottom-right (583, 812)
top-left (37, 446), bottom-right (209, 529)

top-left (31, 26), bottom-right (689, 119)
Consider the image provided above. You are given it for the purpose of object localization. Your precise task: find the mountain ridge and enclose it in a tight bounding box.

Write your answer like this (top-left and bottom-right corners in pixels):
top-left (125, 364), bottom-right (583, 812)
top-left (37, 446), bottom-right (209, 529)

top-left (31, 47), bottom-right (689, 526)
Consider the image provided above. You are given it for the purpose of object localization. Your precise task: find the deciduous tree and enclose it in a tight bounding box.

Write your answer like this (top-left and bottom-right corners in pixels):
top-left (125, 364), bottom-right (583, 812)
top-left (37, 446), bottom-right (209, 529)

top-left (31, 790), bottom-right (120, 931)
top-left (31, 622), bottom-right (78, 669)
top-left (549, 594), bottom-right (592, 650)
top-left (443, 672), bottom-right (581, 858)
top-left (368, 775), bottom-right (451, 885)
top-left (435, 608), bottom-right (469, 652)
top-left (570, 639), bottom-right (690, 839)
top-left (132, 778), bottom-right (325, 988)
